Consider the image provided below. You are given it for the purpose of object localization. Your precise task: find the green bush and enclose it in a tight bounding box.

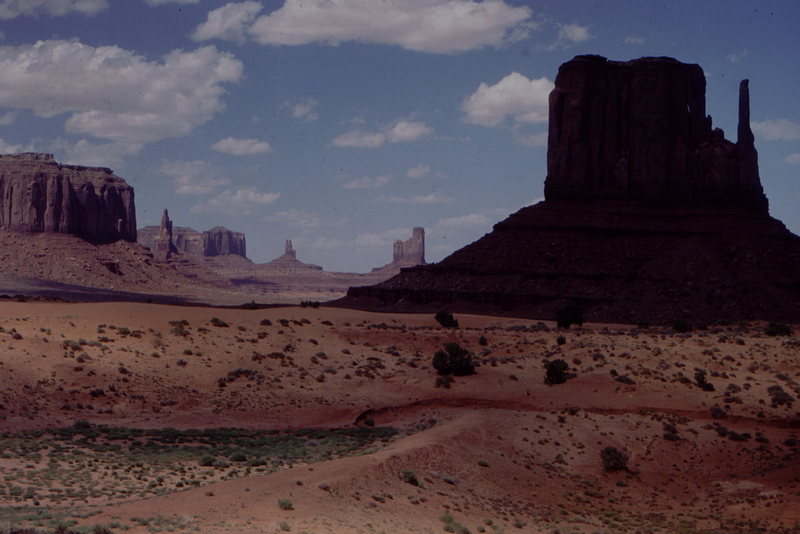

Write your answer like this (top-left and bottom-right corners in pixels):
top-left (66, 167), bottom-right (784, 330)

top-left (432, 343), bottom-right (475, 376)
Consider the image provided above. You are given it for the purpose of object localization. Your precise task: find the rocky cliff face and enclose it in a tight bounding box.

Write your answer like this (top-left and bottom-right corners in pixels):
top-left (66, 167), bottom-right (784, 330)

top-left (340, 56), bottom-right (800, 324)
top-left (138, 220), bottom-right (246, 258)
top-left (0, 153), bottom-right (136, 243)
top-left (544, 55), bottom-right (766, 210)
top-left (202, 226), bottom-right (246, 257)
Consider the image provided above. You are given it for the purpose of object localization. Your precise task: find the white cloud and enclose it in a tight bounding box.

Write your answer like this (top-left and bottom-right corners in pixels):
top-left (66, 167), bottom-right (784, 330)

top-left (190, 187), bottom-right (280, 214)
top-left (211, 136), bottom-right (272, 155)
top-left (194, 0), bottom-right (533, 54)
top-left (192, 1), bottom-right (262, 43)
top-left (624, 36), bottom-right (644, 44)
top-left (558, 23), bottom-right (590, 44)
top-left (0, 137), bottom-right (34, 154)
top-left (0, 111), bottom-right (16, 125)
top-left (331, 130), bottom-right (386, 148)
top-left (0, 0), bottom-right (107, 19)
top-left (341, 175), bottom-right (391, 190)
top-left (0, 40), bottom-right (242, 145)
top-left (264, 209), bottom-right (325, 229)
top-left (291, 97), bottom-right (319, 121)
top-left (785, 153), bottom-right (800, 165)
top-left (332, 119), bottom-right (433, 148)
top-left (752, 118), bottom-right (800, 141)
top-left (379, 192), bottom-right (453, 204)
top-left (386, 120), bottom-right (433, 143)
top-left (54, 138), bottom-right (142, 168)
top-left (157, 160), bottom-right (229, 195)
top-left (406, 164), bottom-right (431, 178)
top-left (463, 72), bottom-right (553, 127)
top-left (146, 0), bottom-right (200, 5)
top-left (434, 213), bottom-right (491, 229)
top-left (355, 227), bottom-right (411, 248)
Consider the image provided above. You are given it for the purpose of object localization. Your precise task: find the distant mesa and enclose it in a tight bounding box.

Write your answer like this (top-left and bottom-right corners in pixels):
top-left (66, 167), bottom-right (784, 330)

top-left (259, 239), bottom-right (323, 273)
top-left (341, 55), bottom-right (800, 323)
top-left (0, 152), bottom-right (136, 244)
top-left (138, 211), bottom-right (246, 260)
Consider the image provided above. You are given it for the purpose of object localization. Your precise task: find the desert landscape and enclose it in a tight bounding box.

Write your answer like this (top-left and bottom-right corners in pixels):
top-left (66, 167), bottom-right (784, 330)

top-left (0, 300), bottom-right (797, 533)
top-left (1, 4), bottom-right (799, 532)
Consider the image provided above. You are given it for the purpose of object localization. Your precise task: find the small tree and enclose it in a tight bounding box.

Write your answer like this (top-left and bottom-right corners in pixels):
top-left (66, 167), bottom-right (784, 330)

top-left (432, 343), bottom-right (475, 376)
top-left (556, 304), bottom-right (583, 329)
top-left (435, 310), bottom-right (459, 328)
top-left (544, 359), bottom-right (570, 385)
top-left (600, 446), bottom-right (628, 472)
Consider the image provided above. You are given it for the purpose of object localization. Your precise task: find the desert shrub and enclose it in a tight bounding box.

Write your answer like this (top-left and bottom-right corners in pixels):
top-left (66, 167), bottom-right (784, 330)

top-left (399, 469), bottom-right (421, 486)
top-left (694, 369), bottom-right (715, 391)
top-left (435, 310), bottom-right (459, 328)
top-left (300, 301), bottom-right (320, 308)
top-left (229, 451), bottom-right (248, 462)
top-left (198, 455), bottom-right (215, 466)
top-left (673, 319), bottom-right (692, 333)
top-left (544, 359), bottom-right (569, 385)
top-left (478, 335), bottom-right (488, 346)
top-left (767, 385), bottom-right (794, 407)
top-left (556, 304), bottom-right (583, 329)
top-left (278, 498), bottom-right (294, 510)
top-left (435, 375), bottom-right (455, 389)
top-left (432, 343), bottom-right (475, 376)
top-left (210, 317), bottom-right (229, 328)
top-left (556, 335), bottom-right (566, 346)
top-left (600, 446), bottom-right (628, 472)
top-left (765, 322), bottom-right (792, 336)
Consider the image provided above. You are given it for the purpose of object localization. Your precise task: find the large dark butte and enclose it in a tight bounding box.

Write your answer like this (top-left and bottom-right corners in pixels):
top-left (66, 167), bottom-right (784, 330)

top-left (340, 55), bottom-right (800, 324)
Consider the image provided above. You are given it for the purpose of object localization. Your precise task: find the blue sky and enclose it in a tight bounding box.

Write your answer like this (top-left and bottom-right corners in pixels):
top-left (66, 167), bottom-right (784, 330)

top-left (0, 0), bottom-right (798, 272)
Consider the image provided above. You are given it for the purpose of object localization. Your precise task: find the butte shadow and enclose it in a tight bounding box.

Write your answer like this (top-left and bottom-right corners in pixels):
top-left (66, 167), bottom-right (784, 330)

top-left (337, 55), bottom-right (800, 325)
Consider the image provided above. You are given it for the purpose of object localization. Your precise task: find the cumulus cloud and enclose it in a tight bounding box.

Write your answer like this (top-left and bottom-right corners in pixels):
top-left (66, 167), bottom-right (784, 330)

top-left (195, 0), bottom-right (533, 54)
top-left (752, 118), bottom-right (800, 141)
top-left (557, 23), bottom-right (591, 44)
top-left (0, 0), bottom-right (107, 19)
top-left (332, 120), bottom-right (433, 148)
top-left (406, 164), bottom-right (431, 178)
top-left (54, 138), bottom-right (142, 168)
top-left (785, 153), bottom-right (800, 165)
top-left (157, 160), bottom-right (229, 195)
top-left (341, 175), bottom-right (391, 189)
top-left (211, 136), bottom-right (272, 155)
top-left (624, 36), bottom-right (644, 44)
top-left (291, 97), bottom-right (318, 121)
top-left (512, 131), bottom-right (547, 147)
top-left (264, 209), bottom-right (325, 229)
top-left (463, 72), bottom-right (552, 127)
top-left (0, 40), bottom-right (242, 147)
top-left (387, 120), bottom-right (433, 143)
top-left (192, 1), bottom-right (262, 43)
top-left (190, 187), bottom-right (280, 214)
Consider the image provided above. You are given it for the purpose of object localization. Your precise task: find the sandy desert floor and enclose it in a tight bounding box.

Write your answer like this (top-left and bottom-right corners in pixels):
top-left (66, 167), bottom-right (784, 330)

top-left (0, 300), bottom-right (797, 533)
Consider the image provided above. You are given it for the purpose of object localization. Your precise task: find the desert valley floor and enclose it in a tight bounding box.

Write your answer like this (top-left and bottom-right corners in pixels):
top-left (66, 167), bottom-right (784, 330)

top-left (0, 300), bottom-right (797, 533)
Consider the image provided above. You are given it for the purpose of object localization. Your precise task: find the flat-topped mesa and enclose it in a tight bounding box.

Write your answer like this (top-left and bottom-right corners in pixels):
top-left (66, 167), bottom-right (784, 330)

top-left (202, 226), bottom-right (246, 257)
top-left (544, 55), bottom-right (767, 211)
top-left (0, 152), bottom-right (137, 243)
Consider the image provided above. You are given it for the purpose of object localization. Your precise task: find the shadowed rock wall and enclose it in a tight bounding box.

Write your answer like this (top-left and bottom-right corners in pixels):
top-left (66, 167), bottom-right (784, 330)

top-left (0, 153), bottom-right (136, 244)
